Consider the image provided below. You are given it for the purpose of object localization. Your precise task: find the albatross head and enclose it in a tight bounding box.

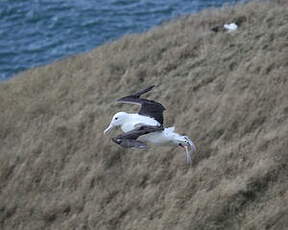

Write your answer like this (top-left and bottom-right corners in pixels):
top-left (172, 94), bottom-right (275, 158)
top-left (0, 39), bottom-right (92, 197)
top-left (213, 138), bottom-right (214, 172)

top-left (104, 112), bottom-right (129, 134)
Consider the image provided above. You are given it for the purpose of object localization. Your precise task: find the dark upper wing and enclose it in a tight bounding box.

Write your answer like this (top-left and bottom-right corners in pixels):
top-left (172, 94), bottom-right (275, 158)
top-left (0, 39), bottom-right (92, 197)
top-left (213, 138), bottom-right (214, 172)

top-left (117, 86), bottom-right (166, 125)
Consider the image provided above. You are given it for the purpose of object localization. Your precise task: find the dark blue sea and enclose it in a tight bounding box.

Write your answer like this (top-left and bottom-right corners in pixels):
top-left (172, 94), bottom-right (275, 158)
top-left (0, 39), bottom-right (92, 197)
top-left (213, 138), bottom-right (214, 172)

top-left (0, 0), bottom-right (241, 80)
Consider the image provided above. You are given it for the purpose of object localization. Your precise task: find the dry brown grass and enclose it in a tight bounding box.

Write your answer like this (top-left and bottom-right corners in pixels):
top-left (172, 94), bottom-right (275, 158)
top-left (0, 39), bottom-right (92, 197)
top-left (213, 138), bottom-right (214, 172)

top-left (1, 0), bottom-right (288, 229)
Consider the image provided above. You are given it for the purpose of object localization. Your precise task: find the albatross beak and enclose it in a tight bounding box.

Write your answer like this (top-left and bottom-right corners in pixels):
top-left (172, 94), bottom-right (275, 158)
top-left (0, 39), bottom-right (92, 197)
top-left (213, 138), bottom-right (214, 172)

top-left (104, 123), bottom-right (113, 134)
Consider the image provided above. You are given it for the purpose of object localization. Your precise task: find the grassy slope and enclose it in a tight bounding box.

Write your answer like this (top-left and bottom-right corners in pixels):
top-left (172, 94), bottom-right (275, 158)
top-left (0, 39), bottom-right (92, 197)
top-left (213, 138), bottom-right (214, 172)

top-left (1, 0), bottom-right (288, 229)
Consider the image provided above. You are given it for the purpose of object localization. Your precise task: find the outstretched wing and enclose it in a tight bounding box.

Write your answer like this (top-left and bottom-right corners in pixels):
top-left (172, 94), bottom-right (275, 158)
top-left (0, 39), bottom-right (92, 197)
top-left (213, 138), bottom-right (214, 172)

top-left (116, 125), bottom-right (164, 140)
top-left (112, 138), bottom-right (148, 149)
top-left (112, 125), bottom-right (163, 149)
top-left (117, 85), bottom-right (166, 125)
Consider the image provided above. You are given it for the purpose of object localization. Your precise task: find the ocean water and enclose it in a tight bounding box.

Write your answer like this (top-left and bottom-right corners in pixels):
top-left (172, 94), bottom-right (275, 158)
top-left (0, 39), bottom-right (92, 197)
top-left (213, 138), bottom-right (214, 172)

top-left (0, 0), bottom-right (241, 80)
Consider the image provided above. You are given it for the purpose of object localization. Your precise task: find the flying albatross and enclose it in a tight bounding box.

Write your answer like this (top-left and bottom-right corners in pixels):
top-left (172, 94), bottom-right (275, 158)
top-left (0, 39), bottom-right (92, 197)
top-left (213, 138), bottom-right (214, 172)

top-left (104, 85), bottom-right (196, 164)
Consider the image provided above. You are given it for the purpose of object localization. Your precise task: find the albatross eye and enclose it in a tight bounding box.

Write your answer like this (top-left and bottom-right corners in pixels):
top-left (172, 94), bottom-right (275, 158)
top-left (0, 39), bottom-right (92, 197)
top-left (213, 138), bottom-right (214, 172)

top-left (115, 117), bottom-right (118, 120)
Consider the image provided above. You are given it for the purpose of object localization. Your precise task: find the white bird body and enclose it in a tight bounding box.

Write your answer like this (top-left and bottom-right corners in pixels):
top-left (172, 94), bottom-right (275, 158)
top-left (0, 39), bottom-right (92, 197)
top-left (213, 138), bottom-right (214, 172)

top-left (105, 112), bottom-right (177, 146)
top-left (107, 114), bottom-right (177, 145)
top-left (120, 113), bottom-right (160, 133)
top-left (224, 23), bottom-right (238, 32)
top-left (104, 112), bottom-right (160, 134)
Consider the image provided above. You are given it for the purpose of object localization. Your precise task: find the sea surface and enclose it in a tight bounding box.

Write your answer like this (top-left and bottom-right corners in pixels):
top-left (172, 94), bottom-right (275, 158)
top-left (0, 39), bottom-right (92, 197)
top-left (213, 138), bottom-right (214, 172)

top-left (0, 0), bottom-right (241, 80)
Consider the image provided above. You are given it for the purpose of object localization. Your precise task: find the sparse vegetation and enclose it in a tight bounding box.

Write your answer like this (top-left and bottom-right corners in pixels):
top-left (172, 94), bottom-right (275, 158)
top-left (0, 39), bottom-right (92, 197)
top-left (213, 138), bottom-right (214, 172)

top-left (1, 0), bottom-right (288, 229)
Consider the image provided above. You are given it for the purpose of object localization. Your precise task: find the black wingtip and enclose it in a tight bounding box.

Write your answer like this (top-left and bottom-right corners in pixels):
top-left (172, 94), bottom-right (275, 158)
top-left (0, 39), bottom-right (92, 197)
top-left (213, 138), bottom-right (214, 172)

top-left (117, 85), bottom-right (157, 101)
top-left (132, 85), bottom-right (155, 97)
top-left (116, 96), bottom-right (140, 104)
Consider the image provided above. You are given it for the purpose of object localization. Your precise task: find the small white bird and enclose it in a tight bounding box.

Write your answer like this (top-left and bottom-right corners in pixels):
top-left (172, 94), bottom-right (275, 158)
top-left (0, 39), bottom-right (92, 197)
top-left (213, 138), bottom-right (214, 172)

top-left (104, 86), bottom-right (196, 164)
top-left (211, 22), bottom-right (240, 33)
top-left (223, 23), bottom-right (238, 32)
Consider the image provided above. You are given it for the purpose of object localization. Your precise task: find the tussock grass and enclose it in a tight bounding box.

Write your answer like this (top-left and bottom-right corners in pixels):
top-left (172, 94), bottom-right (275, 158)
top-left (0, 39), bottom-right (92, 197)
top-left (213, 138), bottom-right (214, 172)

top-left (1, 0), bottom-right (288, 229)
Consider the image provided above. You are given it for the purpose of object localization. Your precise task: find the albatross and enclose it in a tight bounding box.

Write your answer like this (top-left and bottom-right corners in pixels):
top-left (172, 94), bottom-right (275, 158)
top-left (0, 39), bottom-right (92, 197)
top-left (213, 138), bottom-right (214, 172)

top-left (104, 85), bottom-right (196, 164)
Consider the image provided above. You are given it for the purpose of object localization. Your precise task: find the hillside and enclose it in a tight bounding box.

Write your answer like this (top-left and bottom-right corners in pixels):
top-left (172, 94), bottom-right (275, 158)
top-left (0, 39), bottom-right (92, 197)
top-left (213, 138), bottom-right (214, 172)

top-left (1, 0), bottom-right (288, 229)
